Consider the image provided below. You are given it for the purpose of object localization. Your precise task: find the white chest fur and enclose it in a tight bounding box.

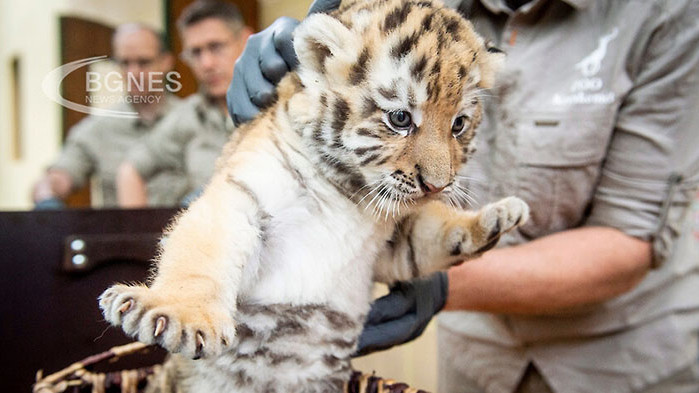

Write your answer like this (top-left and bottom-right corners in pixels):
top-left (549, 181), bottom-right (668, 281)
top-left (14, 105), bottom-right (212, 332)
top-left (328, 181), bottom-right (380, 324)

top-left (230, 136), bottom-right (391, 318)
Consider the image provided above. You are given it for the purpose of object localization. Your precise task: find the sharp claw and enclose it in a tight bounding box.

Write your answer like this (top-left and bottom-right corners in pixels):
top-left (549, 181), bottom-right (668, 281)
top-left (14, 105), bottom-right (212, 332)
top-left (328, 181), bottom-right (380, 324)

top-left (118, 299), bottom-right (134, 313)
top-left (196, 331), bottom-right (205, 353)
top-left (154, 317), bottom-right (167, 337)
top-left (487, 220), bottom-right (502, 241)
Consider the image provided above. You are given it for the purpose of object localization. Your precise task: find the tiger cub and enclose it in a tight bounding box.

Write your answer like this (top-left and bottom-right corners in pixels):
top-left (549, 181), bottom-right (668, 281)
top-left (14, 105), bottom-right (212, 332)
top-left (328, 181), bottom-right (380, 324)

top-left (99, 0), bottom-right (528, 391)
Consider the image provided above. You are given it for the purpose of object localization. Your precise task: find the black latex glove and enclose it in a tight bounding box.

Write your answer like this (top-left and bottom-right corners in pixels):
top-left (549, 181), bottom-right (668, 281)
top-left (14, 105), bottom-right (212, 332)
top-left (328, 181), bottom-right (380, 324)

top-left (227, 16), bottom-right (299, 125)
top-left (307, 0), bottom-right (342, 14)
top-left (226, 0), bottom-right (342, 125)
top-left (354, 271), bottom-right (449, 357)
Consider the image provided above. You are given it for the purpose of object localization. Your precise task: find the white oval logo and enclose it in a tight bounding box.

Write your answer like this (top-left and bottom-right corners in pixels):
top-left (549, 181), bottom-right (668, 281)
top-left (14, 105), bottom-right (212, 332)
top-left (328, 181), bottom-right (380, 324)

top-left (42, 56), bottom-right (182, 119)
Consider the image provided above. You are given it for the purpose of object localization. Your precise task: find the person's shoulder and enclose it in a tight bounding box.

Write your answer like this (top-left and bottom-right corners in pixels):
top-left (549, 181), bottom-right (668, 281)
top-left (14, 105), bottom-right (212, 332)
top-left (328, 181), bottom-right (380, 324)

top-left (586, 0), bottom-right (692, 15)
top-left (162, 93), bottom-right (205, 121)
top-left (600, 0), bottom-right (696, 21)
top-left (652, 0), bottom-right (697, 10)
top-left (146, 94), bottom-right (198, 127)
top-left (166, 92), bottom-right (183, 103)
top-left (655, 0), bottom-right (698, 22)
top-left (65, 111), bottom-right (113, 141)
top-left (162, 92), bottom-right (183, 109)
top-left (171, 93), bottom-right (211, 126)
top-left (180, 93), bottom-right (206, 108)
top-left (148, 94), bottom-right (205, 139)
top-left (80, 101), bottom-right (136, 127)
top-left (624, 0), bottom-right (699, 45)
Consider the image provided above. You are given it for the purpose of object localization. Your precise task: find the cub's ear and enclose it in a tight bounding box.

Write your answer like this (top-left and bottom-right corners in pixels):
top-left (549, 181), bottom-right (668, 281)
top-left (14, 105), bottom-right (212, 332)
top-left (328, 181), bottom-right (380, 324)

top-left (293, 13), bottom-right (361, 87)
top-left (479, 41), bottom-right (505, 88)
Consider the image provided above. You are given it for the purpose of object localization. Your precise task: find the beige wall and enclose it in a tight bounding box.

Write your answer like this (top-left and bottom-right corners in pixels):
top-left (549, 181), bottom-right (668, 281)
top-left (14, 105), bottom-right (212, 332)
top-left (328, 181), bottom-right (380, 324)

top-left (0, 0), bottom-right (163, 210)
top-left (259, 0), bottom-right (314, 27)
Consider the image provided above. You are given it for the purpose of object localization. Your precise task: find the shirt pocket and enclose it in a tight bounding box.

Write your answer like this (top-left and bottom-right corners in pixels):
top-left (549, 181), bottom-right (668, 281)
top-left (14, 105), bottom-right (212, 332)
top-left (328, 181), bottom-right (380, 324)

top-left (513, 109), bottom-right (615, 238)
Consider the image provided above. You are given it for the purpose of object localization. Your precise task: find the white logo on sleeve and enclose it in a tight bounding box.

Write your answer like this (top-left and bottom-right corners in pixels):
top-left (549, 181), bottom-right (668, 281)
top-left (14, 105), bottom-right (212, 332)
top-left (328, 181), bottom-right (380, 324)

top-left (553, 28), bottom-right (619, 106)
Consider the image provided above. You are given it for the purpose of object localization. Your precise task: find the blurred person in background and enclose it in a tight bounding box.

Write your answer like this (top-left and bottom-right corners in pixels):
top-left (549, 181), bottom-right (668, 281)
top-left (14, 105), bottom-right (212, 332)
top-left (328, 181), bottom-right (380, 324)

top-left (116, 0), bottom-right (252, 208)
top-left (32, 23), bottom-right (185, 209)
top-left (229, 0), bottom-right (699, 392)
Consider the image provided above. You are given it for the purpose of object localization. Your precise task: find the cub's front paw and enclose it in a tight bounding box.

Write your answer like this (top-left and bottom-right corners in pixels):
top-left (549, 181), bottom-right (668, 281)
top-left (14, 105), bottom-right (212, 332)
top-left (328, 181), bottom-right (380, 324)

top-left (476, 196), bottom-right (529, 252)
top-left (99, 284), bottom-right (236, 359)
top-left (444, 197), bottom-right (528, 260)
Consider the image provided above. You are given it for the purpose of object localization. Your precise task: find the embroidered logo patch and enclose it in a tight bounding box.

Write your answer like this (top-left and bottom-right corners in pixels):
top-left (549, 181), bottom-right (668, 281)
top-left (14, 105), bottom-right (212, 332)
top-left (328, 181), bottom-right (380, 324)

top-left (552, 28), bottom-right (618, 106)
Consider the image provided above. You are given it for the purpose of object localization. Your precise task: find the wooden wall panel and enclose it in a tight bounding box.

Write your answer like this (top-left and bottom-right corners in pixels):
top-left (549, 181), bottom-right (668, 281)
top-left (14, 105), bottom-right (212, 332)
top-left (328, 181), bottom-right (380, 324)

top-left (59, 17), bottom-right (114, 207)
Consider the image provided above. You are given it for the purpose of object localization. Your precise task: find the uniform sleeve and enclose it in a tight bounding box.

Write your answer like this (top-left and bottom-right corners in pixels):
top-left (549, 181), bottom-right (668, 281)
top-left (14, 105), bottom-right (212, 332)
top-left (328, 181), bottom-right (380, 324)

top-left (127, 108), bottom-right (194, 179)
top-left (50, 117), bottom-right (98, 189)
top-left (585, 1), bottom-right (699, 267)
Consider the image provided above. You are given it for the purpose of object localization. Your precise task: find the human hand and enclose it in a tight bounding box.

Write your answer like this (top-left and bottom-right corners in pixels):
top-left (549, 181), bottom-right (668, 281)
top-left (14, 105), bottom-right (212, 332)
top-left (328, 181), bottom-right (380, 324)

top-left (354, 271), bottom-right (448, 357)
top-left (307, 0), bottom-right (342, 14)
top-left (34, 197), bottom-right (66, 210)
top-left (227, 17), bottom-right (299, 125)
top-left (32, 179), bottom-right (56, 204)
top-left (226, 0), bottom-right (342, 125)
top-left (180, 187), bottom-right (203, 207)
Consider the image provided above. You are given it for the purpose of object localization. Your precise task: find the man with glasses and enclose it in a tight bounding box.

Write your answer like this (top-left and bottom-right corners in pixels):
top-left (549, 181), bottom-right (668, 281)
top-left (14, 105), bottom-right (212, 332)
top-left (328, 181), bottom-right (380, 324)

top-left (116, 0), bottom-right (251, 207)
top-left (33, 23), bottom-right (185, 209)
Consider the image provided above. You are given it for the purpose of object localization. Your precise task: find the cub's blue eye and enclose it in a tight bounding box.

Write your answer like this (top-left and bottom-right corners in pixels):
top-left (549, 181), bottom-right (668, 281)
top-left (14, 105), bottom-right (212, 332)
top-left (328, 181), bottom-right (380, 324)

top-left (452, 115), bottom-right (469, 136)
top-left (389, 111), bottom-right (412, 129)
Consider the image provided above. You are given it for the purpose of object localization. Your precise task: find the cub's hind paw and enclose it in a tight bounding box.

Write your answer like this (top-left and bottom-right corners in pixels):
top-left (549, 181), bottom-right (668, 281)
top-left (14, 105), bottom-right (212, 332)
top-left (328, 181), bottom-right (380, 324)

top-left (98, 284), bottom-right (236, 359)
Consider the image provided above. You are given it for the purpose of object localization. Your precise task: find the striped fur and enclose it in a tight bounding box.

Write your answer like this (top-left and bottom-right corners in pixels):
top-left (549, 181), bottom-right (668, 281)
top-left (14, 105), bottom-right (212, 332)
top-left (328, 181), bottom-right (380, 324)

top-left (290, 0), bottom-right (504, 209)
top-left (100, 1), bottom-right (528, 392)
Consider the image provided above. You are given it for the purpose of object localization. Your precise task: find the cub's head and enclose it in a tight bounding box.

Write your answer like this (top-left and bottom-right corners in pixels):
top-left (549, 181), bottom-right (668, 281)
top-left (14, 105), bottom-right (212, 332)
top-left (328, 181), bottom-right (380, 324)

top-left (282, 0), bottom-right (503, 218)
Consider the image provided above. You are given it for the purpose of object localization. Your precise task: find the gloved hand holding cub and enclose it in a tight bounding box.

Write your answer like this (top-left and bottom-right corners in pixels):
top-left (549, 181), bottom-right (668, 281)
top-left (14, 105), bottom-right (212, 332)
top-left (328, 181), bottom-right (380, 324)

top-left (227, 0), bottom-right (342, 124)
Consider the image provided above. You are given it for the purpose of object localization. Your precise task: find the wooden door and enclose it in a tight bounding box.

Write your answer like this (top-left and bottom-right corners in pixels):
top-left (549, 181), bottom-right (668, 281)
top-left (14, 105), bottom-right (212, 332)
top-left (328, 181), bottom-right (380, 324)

top-left (59, 17), bottom-right (114, 207)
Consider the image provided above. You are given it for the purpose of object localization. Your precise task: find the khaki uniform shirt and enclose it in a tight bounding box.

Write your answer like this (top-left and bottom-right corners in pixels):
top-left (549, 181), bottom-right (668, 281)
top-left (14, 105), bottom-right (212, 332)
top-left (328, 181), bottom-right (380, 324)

top-left (127, 93), bottom-right (235, 197)
top-left (52, 95), bottom-right (186, 207)
top-left (438, 0), bottom-right (699, 392)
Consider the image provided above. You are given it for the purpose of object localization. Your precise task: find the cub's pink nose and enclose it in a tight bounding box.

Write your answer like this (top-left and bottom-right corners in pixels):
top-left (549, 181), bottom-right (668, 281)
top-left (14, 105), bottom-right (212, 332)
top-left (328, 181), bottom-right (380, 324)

top-left (418, 175), bottom-right (446, 194)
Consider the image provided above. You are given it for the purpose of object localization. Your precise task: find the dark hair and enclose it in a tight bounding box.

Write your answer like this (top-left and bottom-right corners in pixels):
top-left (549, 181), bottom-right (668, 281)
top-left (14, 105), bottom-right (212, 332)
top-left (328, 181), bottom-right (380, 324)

top-left (176, 0), bottom-right (245, 34)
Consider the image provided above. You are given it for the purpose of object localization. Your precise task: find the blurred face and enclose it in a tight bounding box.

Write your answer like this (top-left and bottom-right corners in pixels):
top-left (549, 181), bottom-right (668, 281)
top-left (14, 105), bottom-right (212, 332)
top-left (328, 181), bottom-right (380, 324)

top-left (181, 18), bottom-right (249, 99)
top-left (113, 29), bottom-right (174, 97)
